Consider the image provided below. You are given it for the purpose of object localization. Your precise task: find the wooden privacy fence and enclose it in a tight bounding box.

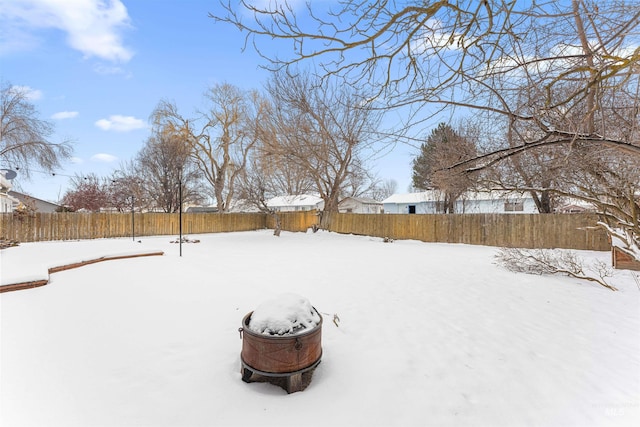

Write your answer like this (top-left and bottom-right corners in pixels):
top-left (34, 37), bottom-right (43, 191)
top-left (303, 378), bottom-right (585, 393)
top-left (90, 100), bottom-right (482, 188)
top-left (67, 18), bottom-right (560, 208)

top-left (0, 212), bottom-right (265, 242)
top-left (1, 210), bottom-right (609, 250)
top-left (268, 210), bottom-right (319, 233)
top-left (322, 212), bottom-right (610, 251)
top-left (0, 211), bottom-right (319, 243)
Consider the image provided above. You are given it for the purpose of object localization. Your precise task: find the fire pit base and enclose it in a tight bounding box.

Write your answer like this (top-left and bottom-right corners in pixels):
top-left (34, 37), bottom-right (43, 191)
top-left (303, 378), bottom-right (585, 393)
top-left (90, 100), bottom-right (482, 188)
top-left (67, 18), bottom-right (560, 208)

top-left (240, 357), bottom-right (321, 394)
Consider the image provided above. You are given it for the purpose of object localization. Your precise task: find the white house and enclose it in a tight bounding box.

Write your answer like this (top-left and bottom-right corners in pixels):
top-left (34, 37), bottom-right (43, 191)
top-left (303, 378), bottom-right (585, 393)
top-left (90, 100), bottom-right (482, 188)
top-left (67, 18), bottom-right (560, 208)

top-left (266, 194), bottom-right (324, 212)
top-left (382, 190), bottom-right (538, 214)
top-left (8, 191), bottom-right (62, 213)
top-left (383, 192), bottom-right (433, 214)
top-left (0, 174), bottom-right (19, 213)
top-left (226, 199), bottom-right (261, 213)
top-left (554, 198), bottom-right (597, 214)
top-left (338, 197), bottom-right (383, 214)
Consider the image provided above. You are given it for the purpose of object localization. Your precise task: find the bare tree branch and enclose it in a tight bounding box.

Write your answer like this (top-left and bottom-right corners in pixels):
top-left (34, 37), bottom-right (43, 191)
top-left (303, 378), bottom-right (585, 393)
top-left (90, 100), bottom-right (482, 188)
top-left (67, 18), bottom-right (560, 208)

top-left (495, 247), bottom-right (618, 291)
top-left (0, 81), bottom-right (73, 178)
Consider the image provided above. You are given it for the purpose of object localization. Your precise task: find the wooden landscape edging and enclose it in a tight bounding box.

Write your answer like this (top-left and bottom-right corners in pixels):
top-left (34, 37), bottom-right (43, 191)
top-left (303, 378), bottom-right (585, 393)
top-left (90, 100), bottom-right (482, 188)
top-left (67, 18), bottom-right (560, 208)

top-left (0, 251), bottom-right (164, 294)
top-left (611, 246), bottom-right (640, 271)
top-left (47, 251), bottom-right (165, 273)
top-left (0, 279), bottom-right (49, 293)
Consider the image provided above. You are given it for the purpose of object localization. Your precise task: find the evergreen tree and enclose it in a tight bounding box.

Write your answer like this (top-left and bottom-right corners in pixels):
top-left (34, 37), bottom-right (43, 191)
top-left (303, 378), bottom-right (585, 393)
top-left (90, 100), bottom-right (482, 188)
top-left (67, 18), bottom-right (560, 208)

top-left (411, 123), bottom-right (477, 213)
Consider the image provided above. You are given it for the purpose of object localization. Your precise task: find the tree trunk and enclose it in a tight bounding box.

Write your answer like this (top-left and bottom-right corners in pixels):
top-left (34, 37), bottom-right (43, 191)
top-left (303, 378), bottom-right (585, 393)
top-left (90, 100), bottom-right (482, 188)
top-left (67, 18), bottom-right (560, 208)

top-left (273, 212), bottom-right (281, 236)
top-left (530, 190), bottom-right (553, 213)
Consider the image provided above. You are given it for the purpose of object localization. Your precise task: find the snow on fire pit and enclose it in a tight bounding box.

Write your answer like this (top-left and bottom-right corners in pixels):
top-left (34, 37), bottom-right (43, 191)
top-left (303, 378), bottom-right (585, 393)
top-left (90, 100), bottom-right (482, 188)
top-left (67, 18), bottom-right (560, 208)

top-left (248, 293), bottom-right (321, 336)
top-left (240, 293), bottom-right (323, 393)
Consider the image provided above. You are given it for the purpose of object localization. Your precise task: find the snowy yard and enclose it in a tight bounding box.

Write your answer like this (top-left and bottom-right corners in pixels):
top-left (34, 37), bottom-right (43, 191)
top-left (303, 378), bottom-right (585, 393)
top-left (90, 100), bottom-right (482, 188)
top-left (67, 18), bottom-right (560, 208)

top-left (1, 230), bottom-right (639, 426)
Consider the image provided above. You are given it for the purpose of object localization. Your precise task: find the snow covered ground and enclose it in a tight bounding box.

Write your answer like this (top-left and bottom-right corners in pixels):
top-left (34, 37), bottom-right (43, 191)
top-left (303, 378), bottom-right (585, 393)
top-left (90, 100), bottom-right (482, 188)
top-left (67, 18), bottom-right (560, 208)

top-left (1, 230), bottom-right (639, 426)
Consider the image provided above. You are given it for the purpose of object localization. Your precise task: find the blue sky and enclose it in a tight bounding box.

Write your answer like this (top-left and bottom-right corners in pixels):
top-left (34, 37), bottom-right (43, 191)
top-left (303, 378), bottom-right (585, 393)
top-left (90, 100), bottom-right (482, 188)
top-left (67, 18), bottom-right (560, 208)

top-left (1, 0), bottom-right (418, 203)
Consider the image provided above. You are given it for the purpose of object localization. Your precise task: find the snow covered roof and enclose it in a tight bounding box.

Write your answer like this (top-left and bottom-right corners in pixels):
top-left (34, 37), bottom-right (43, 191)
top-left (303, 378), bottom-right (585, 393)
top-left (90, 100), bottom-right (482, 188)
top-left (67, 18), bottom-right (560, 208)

top-left (185, 206), bottom-right (219, 213)
top-left (555, 198), bottom-right (597, 212)
top-left (227, 199), bottom-right (260, 213)
top-left (267, 194), bottom-right (323, 208)
top-left (8, 191), bottom-right (62, 212)
top-left (339, 196), bottom-right (382, 205)
top-left (383, 190), bottom-right (530, 204)
top-left (382, 191), bottom-right (441, 204)
top-left (463, 190), bottom-right (529, 201)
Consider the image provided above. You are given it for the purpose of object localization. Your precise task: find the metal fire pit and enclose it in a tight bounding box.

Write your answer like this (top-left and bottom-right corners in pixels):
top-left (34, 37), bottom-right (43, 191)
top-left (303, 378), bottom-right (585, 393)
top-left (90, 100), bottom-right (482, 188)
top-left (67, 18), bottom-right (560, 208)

top-left (239, 310), bottom-right (322, 393)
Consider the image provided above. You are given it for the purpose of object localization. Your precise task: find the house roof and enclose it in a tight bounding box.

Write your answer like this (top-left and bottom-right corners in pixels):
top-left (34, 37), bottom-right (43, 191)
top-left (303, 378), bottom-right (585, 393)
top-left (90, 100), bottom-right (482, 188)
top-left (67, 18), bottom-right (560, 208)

top-left (382, 191), bottom-right (437, 204)
top-left (340, 196), bottom-right (382, 205)
top-left (227, 199), bottom-right (260, 213)
top-left (185, 206), bottom-right (219, 213)
top-left (267, 194), bottom-right (323, 207)
top-left (556, 198), bottom-right (597, 209)
top-left (8, 191), bottom-right (62, 208)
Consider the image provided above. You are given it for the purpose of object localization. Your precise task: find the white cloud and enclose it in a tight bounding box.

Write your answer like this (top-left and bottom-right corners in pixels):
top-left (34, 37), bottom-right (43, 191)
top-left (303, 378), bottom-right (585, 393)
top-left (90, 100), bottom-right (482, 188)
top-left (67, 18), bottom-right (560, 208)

top-left (0, 0), bottom-right (134, 62)
top-left (70, 157), bottom-right (84, 164)
top-left (51, 111), bottom-right (79, 120)
top-left (10, 85), bottom-right (43, 100)
top-left (95, 115), bottom-right (146, 132)
top-left (90, 153), bottom-right (118, 163)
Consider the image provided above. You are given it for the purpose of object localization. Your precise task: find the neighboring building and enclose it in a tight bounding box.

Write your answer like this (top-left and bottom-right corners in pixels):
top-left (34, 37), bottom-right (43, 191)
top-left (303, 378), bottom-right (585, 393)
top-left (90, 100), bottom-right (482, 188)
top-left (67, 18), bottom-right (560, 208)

top-left (382, 192), bottom-right (434, 214)
top-left (8, 191), bottom-right (62, 213)
top-left (555, 199), bottom-right (597, 214)
top-left (227, 199), bottom-right (261, 213)
top-left (0, 174), bottom-right (19, 213)
top-left (267, 194), bottom-right (324, 212)
top-left (460, 190), bottom-right (538, 214)
top-left (185, 206), bottom-right (219, 213)
top-left (338, 197), bottom-right (383, 214)
top-left (382, 190), bottom-right (538, 214)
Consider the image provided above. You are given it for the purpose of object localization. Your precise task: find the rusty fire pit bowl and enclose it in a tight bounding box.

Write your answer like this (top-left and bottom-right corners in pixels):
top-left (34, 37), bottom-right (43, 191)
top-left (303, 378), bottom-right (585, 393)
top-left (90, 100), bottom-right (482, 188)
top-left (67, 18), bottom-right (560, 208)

top-left (239, 309), bottom-right (322, 392)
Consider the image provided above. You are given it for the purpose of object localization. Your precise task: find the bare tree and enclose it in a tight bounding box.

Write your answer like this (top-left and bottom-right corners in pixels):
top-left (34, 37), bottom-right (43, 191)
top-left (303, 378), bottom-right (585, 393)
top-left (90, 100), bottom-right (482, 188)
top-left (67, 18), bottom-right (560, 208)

top-left (469, 116), bottom-right (563, 213)
top-left (61, 174), bottom-right (111, 212)
top-left (152, 84), bottom-right (266, 212)
top-left (552, 143), bottom-right (640, 231)
top-left (249, 128), bottom-right (316, 199)
top-left (261, 71), bottom-right (381, 217)
top-left (236, 157), bottom-right (285, 235)
top-left (239, 148), bottom-right (314, 205)
top-left (135, 128), bottom-right (203, 213)
top-left (369, 178), bottom-right (398, 201)
top-left (212, 1), bottom-right (639, 156)
top-left (109, 161), bottom-right (149, 213)
top-left (0, 81), bottom-right (72, 177)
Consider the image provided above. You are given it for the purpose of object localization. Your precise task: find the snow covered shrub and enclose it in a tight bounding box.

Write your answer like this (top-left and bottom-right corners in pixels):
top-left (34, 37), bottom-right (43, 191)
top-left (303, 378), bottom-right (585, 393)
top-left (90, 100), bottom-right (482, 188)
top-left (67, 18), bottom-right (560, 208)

top-left (495, 247), bottom-right (617, 291)
top-left (248, 293), bottom-right (321, 336)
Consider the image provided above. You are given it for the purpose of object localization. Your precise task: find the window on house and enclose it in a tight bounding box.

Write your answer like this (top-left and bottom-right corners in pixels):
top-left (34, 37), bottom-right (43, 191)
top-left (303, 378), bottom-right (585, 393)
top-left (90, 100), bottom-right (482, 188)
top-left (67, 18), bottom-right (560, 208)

top-left (504, 200), bottom-right (524, 212)
top-left (436, 201), bottom-right (446, 213)
top-left (408, 205), bottom-right (416, 214)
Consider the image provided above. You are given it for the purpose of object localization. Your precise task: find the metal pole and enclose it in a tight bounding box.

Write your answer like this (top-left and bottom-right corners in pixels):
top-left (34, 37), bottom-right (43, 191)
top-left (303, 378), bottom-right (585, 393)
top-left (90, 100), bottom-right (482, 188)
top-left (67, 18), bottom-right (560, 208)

top-left (131, 195), bottom-right (135, 241)
top-left (179, 177), bottom-right (183, 257)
